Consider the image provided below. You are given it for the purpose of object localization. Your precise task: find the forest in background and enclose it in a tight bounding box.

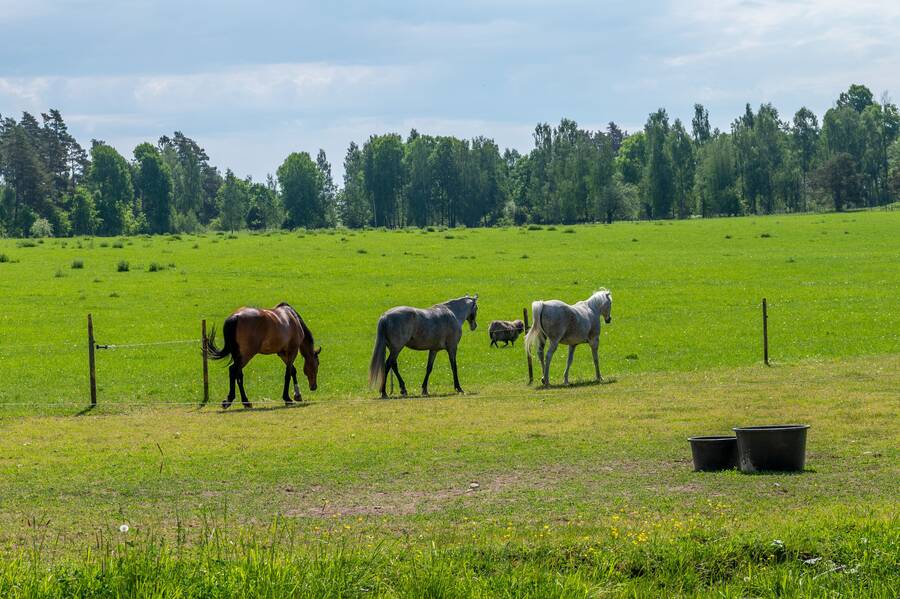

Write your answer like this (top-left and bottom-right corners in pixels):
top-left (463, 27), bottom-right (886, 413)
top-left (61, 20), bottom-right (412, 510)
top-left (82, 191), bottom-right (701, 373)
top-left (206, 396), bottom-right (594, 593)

top-left (1, 83), bottom-right (898, 237)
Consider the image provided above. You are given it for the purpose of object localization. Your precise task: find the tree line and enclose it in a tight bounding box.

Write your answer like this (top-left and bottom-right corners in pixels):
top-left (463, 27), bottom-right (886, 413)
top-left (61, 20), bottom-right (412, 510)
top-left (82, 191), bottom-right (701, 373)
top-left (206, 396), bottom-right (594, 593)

top-left (1, 84), bottom-right (899, 237)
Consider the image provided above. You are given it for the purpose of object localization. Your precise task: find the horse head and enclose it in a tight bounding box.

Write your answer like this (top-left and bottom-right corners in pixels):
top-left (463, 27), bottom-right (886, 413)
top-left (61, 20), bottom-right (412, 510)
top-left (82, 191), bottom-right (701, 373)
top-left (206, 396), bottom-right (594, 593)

top-left (466, 294), bottom-right (479, 331)
top-left (600, 291), bottom-right (612, 324)
top-left (303, 346), bottom-right (322, 390)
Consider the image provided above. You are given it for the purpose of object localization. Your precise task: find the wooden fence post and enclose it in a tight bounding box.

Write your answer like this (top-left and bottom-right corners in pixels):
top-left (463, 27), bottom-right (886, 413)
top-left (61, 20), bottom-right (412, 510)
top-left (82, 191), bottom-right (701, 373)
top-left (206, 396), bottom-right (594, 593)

top-left (524, 307), bottom-right (533, 384)
top-left (87, 314), bottom-right (97, 406)
top-left (762, 298), bottom-right (769, 366)
top-left (202, 319), bottom-right (209, 404)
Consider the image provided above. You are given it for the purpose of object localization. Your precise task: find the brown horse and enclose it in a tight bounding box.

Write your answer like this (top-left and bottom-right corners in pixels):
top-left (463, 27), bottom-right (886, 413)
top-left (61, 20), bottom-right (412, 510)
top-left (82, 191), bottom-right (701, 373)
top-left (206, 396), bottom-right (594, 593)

top-left (206, 302), bottom-right (321, 409)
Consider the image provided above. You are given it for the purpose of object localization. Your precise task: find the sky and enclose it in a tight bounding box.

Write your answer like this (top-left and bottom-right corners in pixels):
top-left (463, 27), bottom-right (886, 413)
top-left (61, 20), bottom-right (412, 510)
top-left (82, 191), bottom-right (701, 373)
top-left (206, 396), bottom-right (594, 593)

top-left (2, 0), bottom-right (898, 180)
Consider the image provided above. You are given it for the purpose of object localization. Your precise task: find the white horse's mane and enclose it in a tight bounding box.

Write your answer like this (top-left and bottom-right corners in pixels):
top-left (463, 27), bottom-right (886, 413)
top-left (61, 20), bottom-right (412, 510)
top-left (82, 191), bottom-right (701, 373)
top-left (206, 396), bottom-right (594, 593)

top-left (586, 288), bottom-right (612, 311)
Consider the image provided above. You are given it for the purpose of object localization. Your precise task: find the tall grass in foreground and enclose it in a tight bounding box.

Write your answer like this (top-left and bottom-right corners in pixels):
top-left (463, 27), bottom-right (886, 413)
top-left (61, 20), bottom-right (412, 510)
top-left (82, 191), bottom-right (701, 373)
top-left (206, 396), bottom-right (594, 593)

top-left (2, 518), bottom-right (896, 598)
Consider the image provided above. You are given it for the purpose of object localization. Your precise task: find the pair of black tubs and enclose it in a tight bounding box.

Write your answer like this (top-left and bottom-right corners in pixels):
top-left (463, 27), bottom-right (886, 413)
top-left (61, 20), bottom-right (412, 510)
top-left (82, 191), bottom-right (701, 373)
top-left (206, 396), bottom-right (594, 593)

top-left (689, 425), bottom-right (810, 473)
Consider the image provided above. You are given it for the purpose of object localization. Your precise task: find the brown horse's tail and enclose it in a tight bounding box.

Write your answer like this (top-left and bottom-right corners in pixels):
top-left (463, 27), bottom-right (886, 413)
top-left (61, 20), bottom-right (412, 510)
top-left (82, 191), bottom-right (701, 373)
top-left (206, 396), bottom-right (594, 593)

top-left (206, 316), bottom-right (240, 364)
top-left (368, 317), bottom-right (387, 390)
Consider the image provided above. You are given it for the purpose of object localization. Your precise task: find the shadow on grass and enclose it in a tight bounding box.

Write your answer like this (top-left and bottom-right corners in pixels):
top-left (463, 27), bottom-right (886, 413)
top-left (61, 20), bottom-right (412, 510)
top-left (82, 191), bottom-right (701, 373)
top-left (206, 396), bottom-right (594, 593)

top-left (376, 391), bottom-right (466, 401)
top-left (211, 401), bottom-right (314, 415)
top-left (532, 377), bottom-right (618, 391)
top-left (738, 468), bottom-right (817, 476)
top-left (74, 404), bottom-right (96, 417)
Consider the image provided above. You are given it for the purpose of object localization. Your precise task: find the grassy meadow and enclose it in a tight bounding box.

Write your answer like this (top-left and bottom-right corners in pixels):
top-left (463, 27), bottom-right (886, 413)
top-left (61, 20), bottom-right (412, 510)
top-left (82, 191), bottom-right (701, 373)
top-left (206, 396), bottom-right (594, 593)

top-left (0, 211), bottom-right (898, 597)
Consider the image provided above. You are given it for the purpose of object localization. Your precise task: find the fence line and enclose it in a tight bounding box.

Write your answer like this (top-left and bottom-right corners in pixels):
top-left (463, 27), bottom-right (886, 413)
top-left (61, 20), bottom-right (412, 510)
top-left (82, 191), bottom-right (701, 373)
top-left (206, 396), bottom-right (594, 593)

top-left (94, 339), bottom-right (197, 350)
top-left (0, 338), bottom-right (197, 355)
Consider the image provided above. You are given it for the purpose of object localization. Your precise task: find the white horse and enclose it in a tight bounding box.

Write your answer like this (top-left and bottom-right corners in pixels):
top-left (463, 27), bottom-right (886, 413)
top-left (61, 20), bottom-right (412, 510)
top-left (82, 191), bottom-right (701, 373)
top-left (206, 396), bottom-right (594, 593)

top-left (524, 289), bottom-right (612, 386)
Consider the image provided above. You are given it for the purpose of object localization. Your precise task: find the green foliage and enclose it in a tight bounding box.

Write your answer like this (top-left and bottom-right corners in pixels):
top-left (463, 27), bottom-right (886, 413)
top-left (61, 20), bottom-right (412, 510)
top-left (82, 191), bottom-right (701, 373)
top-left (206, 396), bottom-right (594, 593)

top-left (278, 152), bottom-right (325, 229)
top-left (338, 142), bottom-right (370, 228)
top-left (133, 142), bottom-right (174, 234)
top-left (215, 169), bottom-right (250, 233)
top-left (71, 259), bottom-right (84, 269)
top-left (116, 259), bottom-right (129, 272)
top-left (837, 83), bottom-right (875, 113)
top-left (246, 176), bottom-right (283, 230)
top-left (644, 109), bottom-right (675, 218)
top-left (66, 186), bottom-right (96, 236)
top-left (88, 143), bottom-right (134, 236)
top-left (0, 86), bottom-right (897, 237)
top-left (695, 135), bottom-right (741, 216)
top-left (816, 153), bottom-right (863, 211)
top-left (363, 134), bottom-right (404, 227)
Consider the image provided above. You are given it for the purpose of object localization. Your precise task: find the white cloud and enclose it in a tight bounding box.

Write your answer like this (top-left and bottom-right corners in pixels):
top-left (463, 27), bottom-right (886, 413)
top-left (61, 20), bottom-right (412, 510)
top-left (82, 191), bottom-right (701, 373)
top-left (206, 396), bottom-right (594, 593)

top-left (0, 62), bottom-right (418, 117)
top-left (130, 63), bottom-right (414, 112)
top-left (0, 0), bottom-right (51, 22)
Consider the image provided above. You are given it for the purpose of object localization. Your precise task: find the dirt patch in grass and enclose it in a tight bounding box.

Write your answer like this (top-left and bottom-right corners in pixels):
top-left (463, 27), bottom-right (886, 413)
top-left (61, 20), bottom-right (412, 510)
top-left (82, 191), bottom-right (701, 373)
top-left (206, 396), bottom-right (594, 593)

top-left (283, 462), bottom-right (646, 517)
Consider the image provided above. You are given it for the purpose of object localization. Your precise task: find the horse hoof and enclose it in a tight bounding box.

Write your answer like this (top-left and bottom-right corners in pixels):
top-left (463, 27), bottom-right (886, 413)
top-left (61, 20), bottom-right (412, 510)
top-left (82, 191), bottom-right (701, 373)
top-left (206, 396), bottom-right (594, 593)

top-left (221, 400), bottom-right (232, 409)
top-left (242, 402), bottom-right (253, 409)
top-left (293, 395), bottom-right (302, 403)
top-left (421, 389), bottom-right (429, 396)
top-left (400, 389), bottom-right (408, 397)
top-left (455, 388), bottom-right (464, 394)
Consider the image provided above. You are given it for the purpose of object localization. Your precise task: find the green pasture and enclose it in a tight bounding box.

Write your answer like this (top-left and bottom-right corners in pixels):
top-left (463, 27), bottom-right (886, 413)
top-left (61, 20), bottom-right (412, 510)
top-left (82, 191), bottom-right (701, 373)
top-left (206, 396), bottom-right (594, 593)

top-left (0, 210), bottom-right (898, 407)
top-left (0, 211), bottom-right (898, 596)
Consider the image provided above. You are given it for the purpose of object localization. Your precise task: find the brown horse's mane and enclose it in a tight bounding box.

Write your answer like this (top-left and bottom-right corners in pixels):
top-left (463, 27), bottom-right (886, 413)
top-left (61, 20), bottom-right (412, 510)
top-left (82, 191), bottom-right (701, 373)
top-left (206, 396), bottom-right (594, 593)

top-left (276, 302), bottom-right (314, 348)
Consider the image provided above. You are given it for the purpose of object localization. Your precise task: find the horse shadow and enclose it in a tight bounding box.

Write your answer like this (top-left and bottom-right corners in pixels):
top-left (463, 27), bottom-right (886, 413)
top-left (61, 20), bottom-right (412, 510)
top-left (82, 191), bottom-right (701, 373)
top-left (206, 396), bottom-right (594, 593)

top-left (533, 377), bottom-right (618, 391)
top-left (208, 401), bottom-right (315, 415)
top-left (378, 391), bottom-right (467, 401)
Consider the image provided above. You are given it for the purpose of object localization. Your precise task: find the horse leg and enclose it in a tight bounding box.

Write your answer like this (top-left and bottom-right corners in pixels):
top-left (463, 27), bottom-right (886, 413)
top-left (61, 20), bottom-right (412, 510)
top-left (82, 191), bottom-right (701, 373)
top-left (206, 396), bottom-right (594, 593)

top-left (379, 352), bottom-right (390, 399)
top-left (543, 339), bottom-right (559, 387)
top-left (421, 349), bottom-right (438, 395)
top-left (448, 348), bottom-right (463, 394)
top-left (563, 345), bottom-right (576, 385)
top-left (223, 363), bottom-right (238, 409)
top-left (236, 365), bottom-right (251, 408)
top-left (389, 351), bottom-right (407, 396)
top-left (537, 338), bottom-right (546, 385)
top-left (291, 365), bottom-right (302, 401)
top-left (281, 364), bottom-right (292, 403)
top-left (590, 338), bottom-right (602, 381)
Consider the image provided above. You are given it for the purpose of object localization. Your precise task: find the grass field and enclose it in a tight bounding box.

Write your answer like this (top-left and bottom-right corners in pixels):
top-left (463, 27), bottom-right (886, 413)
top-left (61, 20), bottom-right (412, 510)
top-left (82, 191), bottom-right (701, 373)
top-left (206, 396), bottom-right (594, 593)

top-left (0, 211), bottom-right (898, 596)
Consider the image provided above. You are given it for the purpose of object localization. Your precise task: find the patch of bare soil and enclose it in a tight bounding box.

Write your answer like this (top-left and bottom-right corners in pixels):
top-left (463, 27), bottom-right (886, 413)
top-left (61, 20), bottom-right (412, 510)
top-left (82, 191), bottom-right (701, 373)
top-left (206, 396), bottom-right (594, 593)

top-left (281, 461), bottom-right (654, 518)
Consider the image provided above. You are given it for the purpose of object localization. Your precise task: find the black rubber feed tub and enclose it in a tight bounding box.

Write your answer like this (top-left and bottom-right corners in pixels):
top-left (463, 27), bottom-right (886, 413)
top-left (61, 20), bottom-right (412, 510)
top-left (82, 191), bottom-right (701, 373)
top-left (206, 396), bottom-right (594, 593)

top-left (733, 424), bottom-right (810, 473)
top-left (688, 436), bottom-right (738, 471)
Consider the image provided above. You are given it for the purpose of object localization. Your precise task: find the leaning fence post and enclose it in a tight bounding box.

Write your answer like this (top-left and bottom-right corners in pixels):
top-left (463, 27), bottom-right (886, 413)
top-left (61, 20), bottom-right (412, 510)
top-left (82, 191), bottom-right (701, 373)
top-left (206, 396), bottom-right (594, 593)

top-left (202, 319), bottom-right (209, 404)
top-left (87, 314), bottom-right (97, 406)
top-left (524, 307), bottom-right (533, 384)
top-left (762, 298), bottom-right (769, 366)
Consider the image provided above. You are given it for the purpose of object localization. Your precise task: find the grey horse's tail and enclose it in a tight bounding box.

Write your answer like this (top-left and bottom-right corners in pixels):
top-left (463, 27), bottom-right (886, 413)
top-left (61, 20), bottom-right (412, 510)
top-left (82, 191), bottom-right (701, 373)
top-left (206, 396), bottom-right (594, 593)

top-left (368, 317), bottom-right (388, 389)
top-left (524, 301), bottom-right (544, 357)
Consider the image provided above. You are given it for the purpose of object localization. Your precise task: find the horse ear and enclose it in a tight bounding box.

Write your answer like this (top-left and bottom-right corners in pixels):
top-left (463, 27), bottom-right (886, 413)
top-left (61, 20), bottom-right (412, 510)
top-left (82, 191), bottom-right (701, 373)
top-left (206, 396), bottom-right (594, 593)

top-left (315, 346), bottom-right (322, 356)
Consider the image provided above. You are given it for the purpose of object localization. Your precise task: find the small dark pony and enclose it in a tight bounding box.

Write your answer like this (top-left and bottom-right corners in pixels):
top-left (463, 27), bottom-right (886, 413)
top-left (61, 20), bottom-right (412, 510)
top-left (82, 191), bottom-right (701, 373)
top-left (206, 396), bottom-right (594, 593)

top-left (206, 302), bottom-right (321, 409)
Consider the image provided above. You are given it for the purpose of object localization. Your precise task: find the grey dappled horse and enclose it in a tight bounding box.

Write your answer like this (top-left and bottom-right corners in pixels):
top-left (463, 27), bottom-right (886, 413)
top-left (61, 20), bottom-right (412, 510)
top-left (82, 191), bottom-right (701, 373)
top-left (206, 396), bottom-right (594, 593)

top-left (368, 295), bottom-right (479, 398)
top-left (524, 289), bottom-right (612, 386)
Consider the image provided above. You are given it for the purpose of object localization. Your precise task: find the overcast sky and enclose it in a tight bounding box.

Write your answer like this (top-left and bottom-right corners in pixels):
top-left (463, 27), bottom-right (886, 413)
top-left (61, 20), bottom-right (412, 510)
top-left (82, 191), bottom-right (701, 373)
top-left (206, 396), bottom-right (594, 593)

top-left (2, 0), bottom-right (898, 180)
